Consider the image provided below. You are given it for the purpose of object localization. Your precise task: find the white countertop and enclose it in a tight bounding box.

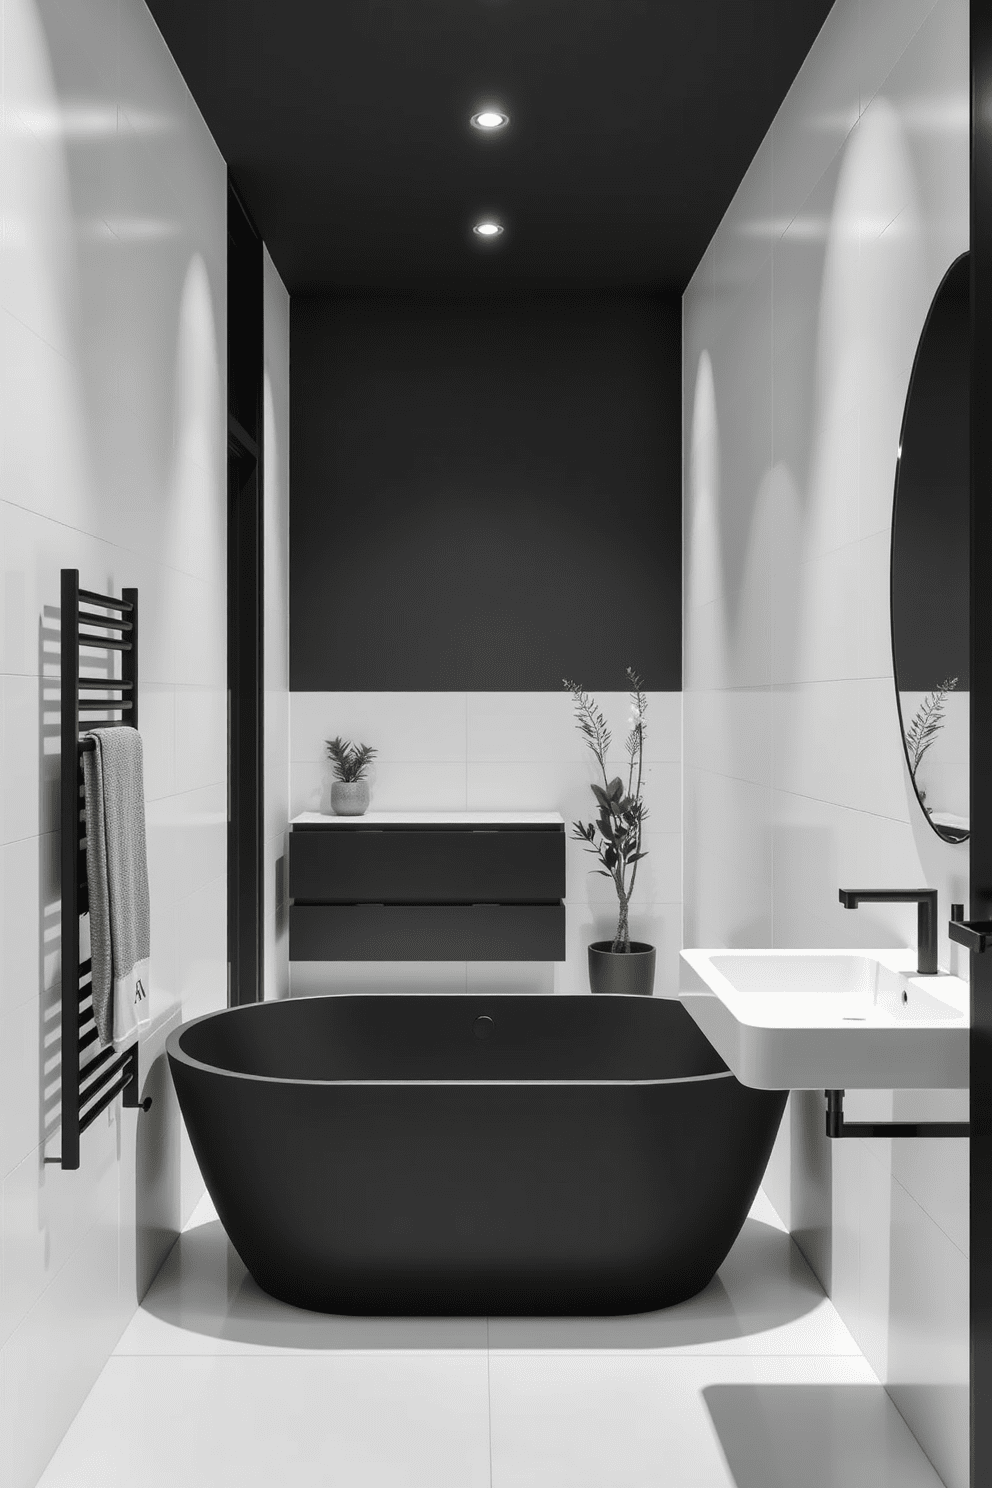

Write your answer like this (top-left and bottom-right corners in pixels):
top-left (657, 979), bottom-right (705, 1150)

top-left (291, 811), bottom-right (565, 827)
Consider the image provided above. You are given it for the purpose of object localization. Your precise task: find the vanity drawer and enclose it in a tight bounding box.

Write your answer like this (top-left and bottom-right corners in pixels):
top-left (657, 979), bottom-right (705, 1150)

top-left (289, 827), bottom-right (565, 904)
top-left (289, 903), bottom-right (566, 961)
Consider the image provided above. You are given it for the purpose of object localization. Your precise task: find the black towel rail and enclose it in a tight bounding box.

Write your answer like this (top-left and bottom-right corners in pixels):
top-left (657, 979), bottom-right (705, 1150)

top-left (78, 635), bottom-right (133, 652)
top-left (55, 569), bottom-right (151, 1172)
top-left (78, 587), bottom-right (133, 612)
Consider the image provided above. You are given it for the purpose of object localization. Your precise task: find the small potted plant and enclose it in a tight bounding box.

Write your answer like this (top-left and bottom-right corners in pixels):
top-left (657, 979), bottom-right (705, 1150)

top-left (564, 670), bottom-right (653, 995)
top-left (325, 736), bottom-right (377, 816)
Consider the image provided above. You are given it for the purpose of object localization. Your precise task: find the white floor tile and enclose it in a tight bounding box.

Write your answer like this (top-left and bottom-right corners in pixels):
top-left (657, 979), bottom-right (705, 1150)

top-left (489, 1352), bottom-right (941, 1488)
top-left (36, 1352), bottom-right (492, 1488)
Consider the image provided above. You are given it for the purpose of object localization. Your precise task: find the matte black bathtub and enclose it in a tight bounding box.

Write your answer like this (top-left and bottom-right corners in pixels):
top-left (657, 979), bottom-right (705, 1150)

top-left (167, 994), bottom-right (786, 1316)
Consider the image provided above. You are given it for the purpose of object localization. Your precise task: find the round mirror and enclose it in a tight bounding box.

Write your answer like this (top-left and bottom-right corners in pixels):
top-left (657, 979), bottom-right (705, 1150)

top-left (891, 253), bottom-right (969, 844)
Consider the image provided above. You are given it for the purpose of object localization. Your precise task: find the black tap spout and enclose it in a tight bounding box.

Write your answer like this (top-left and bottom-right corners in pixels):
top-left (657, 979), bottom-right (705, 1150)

top-left (838, 888), bottom-right (938, 975)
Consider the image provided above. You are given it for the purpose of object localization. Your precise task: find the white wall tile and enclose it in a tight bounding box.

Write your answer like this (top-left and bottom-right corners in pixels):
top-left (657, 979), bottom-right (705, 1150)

top-left (684, 2), bottom-right (968, 1479)
top-left (712, 132), bottom-right (775, 301)
top-left (139, 684), bottom-right (176, 804)
top-left (0, 831), bottom-right (60, 1017)
top-left (890, 1127), bottom-right (968, 1258)
top-left (174, 688), bottom-right (226, 795)
top-left (465, 691), bottom-right (679, 766)
top-left (0, 994), bottom-right (48, 1181)
top-left (174, 874), bottom-right (228, 1024)
top-left (0, 0), bottom-right (227, 1477)
top-left (771, 0), bottom-right (861, 232)
top-left (289, 759), bottom-right (323, 817)
top-left (291, 691), bottom-right (467, 764)
top-left (1, 1114), bottom-right (118, 1347)
top-left (886, 1178), bottom-right (969, 1488)
top-left (868, 0), bottom-right (969, 275)
top-left (465, 962), bottom-right (555, 996)
top-left (858, 0), bottom-right (941, 113)
top-left (2, 1216), bottom-right (122, 1488)
top-left (683, 687), bottom-right (774, 788)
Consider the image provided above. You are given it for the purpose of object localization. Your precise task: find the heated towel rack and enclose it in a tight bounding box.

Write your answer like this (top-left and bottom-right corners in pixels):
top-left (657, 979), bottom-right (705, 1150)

top-left (56, 569), bottom-right (150, 1172)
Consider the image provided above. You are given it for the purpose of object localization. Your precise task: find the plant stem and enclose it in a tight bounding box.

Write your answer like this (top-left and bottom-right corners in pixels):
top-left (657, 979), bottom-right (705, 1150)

top-left (613, 891), bottom-right (630, 953)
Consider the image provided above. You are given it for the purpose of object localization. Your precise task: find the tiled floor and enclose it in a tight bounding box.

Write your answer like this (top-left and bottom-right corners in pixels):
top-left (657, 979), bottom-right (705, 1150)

top-left (36, 1190), bottom-right (943, 1487)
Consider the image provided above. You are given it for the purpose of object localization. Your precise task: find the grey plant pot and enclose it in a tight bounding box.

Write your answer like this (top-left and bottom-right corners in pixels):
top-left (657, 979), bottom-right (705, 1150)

top-left (330, 780), bottom-right (371, 816)
top-left (588, 940), bottom-right (656, 996)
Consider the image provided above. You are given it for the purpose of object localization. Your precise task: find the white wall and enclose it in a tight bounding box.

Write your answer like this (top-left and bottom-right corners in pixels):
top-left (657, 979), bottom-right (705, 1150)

top-left (682, 1), bottom-right (969, 1483)
top-left (289, 691), bottom-right (681, 997)
top-left (263, 251), bottom-right (290, 1000)
top-left (0, 1), bottom-right (227, 1482)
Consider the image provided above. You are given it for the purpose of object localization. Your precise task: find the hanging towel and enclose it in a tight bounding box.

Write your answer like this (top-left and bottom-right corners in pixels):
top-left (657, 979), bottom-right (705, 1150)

top-left (81, 727), bottom-right (151, 1047)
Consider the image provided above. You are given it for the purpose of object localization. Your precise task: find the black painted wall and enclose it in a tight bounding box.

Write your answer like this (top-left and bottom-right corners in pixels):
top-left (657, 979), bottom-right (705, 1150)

top-left (290, 294), bottom-right (681, 691)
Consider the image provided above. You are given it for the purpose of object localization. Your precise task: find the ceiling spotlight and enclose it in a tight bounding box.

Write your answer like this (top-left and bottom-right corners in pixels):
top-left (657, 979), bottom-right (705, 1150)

top-left (473, 220), bottom-right (504, 237)
top-left (471, 109), bottom-right (509, 131)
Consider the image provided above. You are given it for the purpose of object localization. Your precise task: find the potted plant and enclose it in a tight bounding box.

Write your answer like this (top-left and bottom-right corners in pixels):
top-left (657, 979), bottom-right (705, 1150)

top-left (325, 736), bottom-right (377, 816)
top-left (564, 670), bottom-right (654, 995)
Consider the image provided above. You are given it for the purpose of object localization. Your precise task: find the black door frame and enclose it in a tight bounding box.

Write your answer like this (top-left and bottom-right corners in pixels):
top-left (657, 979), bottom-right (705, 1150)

top-left (227, 178), bottom-right (264, 1006)
top-left (972, 5), bottom-right (992, 1483)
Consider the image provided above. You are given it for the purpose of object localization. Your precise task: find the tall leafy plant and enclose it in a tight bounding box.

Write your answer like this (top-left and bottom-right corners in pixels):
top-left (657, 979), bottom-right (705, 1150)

top-left (564, 669), bottom-right (648, 953)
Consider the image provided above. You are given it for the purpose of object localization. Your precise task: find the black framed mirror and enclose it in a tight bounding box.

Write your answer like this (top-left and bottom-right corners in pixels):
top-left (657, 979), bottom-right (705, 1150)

top-left (891, 252), bottom-right (969, 845)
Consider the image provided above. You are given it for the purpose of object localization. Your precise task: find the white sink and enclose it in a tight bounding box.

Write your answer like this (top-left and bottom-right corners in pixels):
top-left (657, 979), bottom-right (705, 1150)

top-left (679, 948), bottom-right (969, 1091)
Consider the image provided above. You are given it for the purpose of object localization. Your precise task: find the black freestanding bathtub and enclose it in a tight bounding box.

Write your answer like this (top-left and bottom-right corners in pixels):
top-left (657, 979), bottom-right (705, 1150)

top-left (167, 995), bottom-right (785, 1316)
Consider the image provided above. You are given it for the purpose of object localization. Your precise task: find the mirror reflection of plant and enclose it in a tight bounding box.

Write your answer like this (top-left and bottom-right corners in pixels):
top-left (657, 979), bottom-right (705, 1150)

top-left (325, 736), bottom-right (377, 782)
top-left (564, 668), bottom-right (648, 954)
top-left (904, 677), bottom-right (958, 806)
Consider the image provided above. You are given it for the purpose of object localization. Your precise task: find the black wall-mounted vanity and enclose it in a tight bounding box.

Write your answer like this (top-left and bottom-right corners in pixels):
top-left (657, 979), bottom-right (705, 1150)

top-left (288, 812), bottom-right (566, 962)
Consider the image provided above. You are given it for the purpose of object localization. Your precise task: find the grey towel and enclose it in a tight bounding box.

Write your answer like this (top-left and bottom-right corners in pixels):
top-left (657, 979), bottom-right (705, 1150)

top-left (81, 727), bottom-right (151, 1047)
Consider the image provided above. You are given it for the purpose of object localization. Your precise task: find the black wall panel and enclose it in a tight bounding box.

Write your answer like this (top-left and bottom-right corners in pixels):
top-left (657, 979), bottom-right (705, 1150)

top-left (290, 293), bottom-right (682, 692)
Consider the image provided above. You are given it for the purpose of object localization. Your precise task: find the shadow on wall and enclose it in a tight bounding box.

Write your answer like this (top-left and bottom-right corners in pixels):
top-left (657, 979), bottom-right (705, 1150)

top-left (703, 1384), bottom-right (944, 1487)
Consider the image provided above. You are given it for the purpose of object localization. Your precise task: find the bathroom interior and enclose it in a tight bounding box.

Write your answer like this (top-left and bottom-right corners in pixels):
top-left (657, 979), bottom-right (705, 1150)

top-left (0, 0), bottom-right (985, 1483)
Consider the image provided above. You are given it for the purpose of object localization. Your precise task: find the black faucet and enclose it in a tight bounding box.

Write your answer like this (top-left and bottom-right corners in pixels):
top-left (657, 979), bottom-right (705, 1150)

top-left (838, 888), bottom-right (938, 975)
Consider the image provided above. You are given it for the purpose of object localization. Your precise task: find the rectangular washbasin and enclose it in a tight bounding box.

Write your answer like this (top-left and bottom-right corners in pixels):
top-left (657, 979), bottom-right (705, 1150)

top-left (679, 948), bottom-right (969, 1091)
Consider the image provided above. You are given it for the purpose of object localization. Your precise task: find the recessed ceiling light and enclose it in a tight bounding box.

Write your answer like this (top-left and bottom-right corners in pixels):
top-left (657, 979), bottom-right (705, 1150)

top-left (471, 110), bottom-right (509, 131)
top-left (473, 220), bottom-right (504, 237)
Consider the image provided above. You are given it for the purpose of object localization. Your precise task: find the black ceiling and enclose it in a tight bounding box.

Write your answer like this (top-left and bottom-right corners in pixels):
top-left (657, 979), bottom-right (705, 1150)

top-left (147, 0), bottom-right (835, 295)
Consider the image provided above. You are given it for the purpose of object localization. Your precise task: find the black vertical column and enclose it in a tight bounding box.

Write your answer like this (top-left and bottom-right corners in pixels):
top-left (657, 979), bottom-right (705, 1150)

top-left (972, 5), bottom-right (992, 1482)
top-left (227, 178), bottom-right (264, 1005)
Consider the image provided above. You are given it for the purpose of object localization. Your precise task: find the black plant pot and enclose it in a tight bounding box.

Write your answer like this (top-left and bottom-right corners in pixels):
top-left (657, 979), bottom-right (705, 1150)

top-left (588, 941), bottom-right (657, 996)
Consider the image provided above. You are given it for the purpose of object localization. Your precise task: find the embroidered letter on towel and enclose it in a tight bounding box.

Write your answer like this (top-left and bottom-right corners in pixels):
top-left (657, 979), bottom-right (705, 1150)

top-left (81, 727), bottom-right (151, 1046)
